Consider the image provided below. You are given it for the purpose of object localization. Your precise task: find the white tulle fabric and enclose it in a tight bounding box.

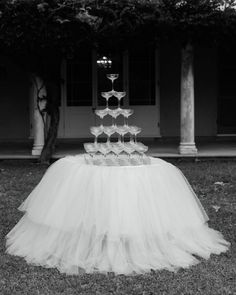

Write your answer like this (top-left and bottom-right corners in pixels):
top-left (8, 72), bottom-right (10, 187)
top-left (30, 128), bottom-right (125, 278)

top-left (6, 155), bottom-right (230, 275)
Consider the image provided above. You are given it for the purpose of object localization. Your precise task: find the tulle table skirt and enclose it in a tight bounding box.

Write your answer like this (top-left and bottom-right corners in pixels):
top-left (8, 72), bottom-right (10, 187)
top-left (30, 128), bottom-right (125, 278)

top-left (6, 155), bottom-right (230, 275)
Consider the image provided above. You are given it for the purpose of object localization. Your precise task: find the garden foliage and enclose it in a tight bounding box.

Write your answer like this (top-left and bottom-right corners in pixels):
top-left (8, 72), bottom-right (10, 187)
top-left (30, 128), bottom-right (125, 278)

top-left (0, 0), bottom-right (236, 161)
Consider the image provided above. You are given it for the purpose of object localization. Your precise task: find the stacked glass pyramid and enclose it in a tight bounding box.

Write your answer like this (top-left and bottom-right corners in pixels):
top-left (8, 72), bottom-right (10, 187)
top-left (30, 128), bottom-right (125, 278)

top-left (83, 74), bottom-right (150, 166)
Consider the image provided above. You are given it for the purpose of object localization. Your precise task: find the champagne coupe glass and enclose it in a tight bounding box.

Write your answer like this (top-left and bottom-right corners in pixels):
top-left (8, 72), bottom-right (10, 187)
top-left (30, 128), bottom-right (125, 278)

top-left (114, 91), bottom-right (126, 109)
top-left (90, 126), bottom-right (103, 144)
top-left (116, 125), bottom-right (129, 143)
top-left (125, 142), bottom-right (139, 164)
top-left (135, 143), bottom-right (148, 153)
top-left (83, 142), bottom-right (99, 161)
top-left (98, 143), bottom-right (111, 163)
top-left (103, 125), bottom-right (116, 144)
top-left (95, 109), bottom-right (109, 128)
top-left (135, 144), bottom-right (149, 164)
top-left (121, 109), bottom-right (134, 126)
top-left (135, 142), bottom-right (148, 149)
top-left (129, 126), bottom-right (141, 143)
top-left (106, 74), bottom-right (119, 90)
top-left (109, 108), bottom-right (121, 127)
top-left (132, 142), bottom-right (148, 156)
top-left (112, 142), bottom-right (124, 158)
top-left (105, 143), bottom-right (117, 165)
top-left (123, 143), bottom-right (135, 163)
top-left (101, 92), bottom-right (113, 109)
top-left (109, 143), bottom-right (122, 165)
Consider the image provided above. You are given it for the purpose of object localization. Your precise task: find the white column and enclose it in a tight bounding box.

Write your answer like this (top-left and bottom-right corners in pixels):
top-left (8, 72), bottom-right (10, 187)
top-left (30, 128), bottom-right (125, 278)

top-left (179, 43), bottom-right (198, 155)
top-left (31, 76), bottom-right (47, 156)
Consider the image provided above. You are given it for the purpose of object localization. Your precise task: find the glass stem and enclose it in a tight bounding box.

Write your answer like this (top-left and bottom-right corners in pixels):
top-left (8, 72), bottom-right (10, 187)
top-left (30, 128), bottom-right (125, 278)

top-left (118, 135), bottom-right (121, 144)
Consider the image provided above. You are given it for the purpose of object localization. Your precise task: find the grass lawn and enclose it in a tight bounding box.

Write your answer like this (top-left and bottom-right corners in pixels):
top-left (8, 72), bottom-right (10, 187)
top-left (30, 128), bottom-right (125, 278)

top-left (0, 159), bottom-right (235, 295)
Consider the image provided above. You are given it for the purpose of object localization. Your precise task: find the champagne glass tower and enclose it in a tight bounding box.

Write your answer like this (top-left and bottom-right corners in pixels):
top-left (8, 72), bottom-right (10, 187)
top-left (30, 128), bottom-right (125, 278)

top-left (83, 74), bottom-right (150, 166)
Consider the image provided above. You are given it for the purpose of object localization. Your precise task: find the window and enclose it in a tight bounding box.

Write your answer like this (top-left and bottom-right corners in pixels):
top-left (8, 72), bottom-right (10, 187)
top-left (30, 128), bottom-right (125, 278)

top-left (218, 47), bottom-right (236, 131)
top-left (66, 52), bottom-right (92, 106)
top-left (65, 48), bottom-right (156, 107)
top-left (129, 46), bottom-right (155, 105)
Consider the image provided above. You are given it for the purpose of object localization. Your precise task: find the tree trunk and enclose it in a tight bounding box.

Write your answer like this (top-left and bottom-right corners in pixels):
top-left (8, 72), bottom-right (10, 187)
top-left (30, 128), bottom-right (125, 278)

top-left (39, 81), bottom-right (60, 164)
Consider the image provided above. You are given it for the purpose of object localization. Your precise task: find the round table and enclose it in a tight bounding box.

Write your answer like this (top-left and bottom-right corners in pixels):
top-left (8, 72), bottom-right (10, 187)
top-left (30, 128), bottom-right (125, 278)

top-left (6, 155), bottom-right (230, 275)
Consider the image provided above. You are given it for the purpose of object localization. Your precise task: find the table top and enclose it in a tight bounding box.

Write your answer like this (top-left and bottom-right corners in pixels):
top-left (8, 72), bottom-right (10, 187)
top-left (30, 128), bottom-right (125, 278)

top-left (60, 154), bottom-right (171, 170)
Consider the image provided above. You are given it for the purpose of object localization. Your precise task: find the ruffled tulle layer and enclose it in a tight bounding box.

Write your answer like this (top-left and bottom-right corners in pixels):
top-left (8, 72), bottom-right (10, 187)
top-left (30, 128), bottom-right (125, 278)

top-left (6, 214), bottom-right (229, 275)
top-left (5, 155), bottom-right (230, 275)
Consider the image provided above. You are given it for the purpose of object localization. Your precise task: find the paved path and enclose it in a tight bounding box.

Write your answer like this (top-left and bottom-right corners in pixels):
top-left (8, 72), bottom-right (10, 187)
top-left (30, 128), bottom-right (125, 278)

top-left (1, 140), bottom-right (236, 159)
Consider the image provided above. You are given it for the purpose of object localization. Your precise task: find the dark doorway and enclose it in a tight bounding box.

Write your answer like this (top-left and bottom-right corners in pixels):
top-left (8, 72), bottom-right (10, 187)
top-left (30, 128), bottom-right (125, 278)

top-left (217, 46), bottom-right (236, 134)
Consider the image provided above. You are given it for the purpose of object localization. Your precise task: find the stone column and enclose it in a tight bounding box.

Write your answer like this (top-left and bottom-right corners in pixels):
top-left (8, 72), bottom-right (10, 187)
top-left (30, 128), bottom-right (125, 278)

top-left (179, 42), bottom-right (198, 155)
top-left (31, 76), bottom-right (47, 156)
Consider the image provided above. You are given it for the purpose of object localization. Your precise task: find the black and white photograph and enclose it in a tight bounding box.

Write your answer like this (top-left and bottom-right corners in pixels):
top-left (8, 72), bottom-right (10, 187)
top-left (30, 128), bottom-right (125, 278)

top-left (0, 0), bottom-right (235, 294)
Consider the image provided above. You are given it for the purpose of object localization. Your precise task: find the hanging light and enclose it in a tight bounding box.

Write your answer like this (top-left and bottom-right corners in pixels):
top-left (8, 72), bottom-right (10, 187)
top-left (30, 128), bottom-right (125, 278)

top-left (97, 56), bottom-right (112, 69)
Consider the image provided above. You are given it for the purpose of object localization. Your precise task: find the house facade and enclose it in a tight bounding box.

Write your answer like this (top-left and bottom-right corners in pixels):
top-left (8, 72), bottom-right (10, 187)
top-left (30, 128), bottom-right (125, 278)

top-left (0, 41), bottom-right (236, 155)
